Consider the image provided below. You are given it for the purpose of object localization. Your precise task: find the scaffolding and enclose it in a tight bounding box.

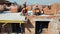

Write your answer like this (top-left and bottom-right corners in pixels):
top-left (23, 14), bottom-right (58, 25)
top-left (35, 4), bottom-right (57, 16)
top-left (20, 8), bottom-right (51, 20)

top-left (0, 13), bottom-right (26, 34)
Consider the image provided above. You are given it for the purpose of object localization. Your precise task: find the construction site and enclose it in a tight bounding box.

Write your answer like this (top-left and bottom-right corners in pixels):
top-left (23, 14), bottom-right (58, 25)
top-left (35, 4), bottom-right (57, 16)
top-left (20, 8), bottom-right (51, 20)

top-left (0, 0), bottom-right (60, 34)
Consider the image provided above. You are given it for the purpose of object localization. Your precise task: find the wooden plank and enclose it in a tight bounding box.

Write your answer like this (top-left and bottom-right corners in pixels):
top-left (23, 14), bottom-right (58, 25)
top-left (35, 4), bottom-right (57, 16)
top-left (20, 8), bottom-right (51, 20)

top-left (0, 20), bottom-right (25, 23)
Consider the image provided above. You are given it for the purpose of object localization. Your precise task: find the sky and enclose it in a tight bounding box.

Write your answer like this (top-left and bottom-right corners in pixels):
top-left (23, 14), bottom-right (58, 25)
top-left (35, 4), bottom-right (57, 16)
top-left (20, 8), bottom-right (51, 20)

top-left (7, 0), bottom-right (60, 5)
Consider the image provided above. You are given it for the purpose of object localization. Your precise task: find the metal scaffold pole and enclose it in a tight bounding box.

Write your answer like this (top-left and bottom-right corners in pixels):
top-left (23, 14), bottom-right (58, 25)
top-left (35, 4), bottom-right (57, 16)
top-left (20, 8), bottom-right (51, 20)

top-left (20, 22), bottom-right (23, 34)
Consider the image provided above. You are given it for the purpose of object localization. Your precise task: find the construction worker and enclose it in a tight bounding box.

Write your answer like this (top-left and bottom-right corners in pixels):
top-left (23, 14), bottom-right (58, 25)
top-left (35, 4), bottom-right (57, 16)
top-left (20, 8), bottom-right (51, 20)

top-left (0, 4), bottom-right (4, 13)
top-left (34, 5), bottom-right (41, 15)
top-left (21, 8), bottom-right (27, 16)
top-left (18, 5), bottom-right (23, 12)
top-left (10, 3), bottom-right (18, 13)
top-left (23, 2), bottom-right (26, 8)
